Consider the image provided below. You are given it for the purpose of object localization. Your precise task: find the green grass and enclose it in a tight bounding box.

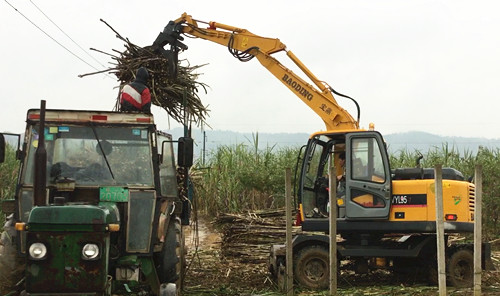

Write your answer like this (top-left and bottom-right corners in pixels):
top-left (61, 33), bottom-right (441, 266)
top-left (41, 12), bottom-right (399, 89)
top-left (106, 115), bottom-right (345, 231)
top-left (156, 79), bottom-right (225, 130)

top-left (196, 141), bottom-right (500, 239)
top-left (0, 144), bottom-right (19, 226)
top-left (192, 133), bottom-right (299, 215)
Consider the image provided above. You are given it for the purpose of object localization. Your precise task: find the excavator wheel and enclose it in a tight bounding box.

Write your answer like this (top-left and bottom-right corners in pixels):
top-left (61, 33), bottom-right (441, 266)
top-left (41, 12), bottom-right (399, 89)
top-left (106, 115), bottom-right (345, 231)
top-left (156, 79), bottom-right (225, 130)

top-left (293, 245), bottom-right (329, 289)
top-left (0, 215), bottom-right (24, 295)
top-left (448, 248), bottom-right (473, 288)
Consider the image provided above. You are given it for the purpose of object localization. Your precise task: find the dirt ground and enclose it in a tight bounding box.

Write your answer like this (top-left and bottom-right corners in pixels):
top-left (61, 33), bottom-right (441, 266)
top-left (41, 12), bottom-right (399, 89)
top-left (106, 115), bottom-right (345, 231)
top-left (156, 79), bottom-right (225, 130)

top-left (183, 217), bottom-right (274, 295)
top-left (182, 216), bottom-right (500, 296)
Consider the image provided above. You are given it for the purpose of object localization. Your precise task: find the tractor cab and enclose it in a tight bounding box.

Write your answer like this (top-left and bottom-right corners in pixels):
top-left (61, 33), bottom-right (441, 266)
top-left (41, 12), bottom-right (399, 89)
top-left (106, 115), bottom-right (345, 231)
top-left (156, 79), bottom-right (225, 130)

top-left (2, 107), bottom-right (192, 295)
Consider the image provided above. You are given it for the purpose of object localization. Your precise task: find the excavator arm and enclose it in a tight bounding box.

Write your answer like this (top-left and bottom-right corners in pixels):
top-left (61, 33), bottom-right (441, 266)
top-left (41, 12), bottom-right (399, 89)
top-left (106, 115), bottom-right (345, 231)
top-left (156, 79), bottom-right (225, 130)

top-left (153, 13), bottom-right (359, 131)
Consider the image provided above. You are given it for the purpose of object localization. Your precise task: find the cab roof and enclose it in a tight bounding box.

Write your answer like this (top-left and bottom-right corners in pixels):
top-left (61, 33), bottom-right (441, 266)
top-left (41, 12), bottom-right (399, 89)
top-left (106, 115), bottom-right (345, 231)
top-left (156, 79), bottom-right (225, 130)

top-left (26, 109), bottom-right (154, 125)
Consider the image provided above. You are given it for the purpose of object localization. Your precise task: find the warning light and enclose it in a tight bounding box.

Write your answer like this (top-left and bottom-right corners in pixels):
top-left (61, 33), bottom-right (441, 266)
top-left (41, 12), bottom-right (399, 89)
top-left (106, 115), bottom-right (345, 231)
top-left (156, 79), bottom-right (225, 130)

top-left (15, 222), bottom-right (26, 231)
top-left (108, 224), bottom-right (120, 232)
top-left (295, 204), bottom-right (304, 226)
top-left (445, 214), bottom-right (457, 221)
top-left (91, 115), bottom-right (108, 121)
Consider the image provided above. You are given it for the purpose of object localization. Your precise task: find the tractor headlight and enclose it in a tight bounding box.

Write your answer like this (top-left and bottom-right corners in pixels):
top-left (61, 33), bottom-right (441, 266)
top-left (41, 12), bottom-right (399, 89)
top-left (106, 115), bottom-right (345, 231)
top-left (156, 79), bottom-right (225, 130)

top-left (82, 243), bottom-right (100, 260)
top-left (29, 243), bottom-right (47, 260)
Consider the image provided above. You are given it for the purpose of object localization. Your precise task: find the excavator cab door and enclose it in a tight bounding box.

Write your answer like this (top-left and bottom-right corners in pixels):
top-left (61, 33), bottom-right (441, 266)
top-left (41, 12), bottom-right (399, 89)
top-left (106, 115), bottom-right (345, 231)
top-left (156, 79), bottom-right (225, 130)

top-left (344, 132), bottom-right (392, 220)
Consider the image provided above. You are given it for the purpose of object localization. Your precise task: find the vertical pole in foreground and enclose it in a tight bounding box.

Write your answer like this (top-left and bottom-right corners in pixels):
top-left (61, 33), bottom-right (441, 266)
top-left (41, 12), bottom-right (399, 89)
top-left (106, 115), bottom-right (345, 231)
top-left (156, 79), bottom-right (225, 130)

top-left (34, 100), bottom-right (47, 207)
top-left (285, 168), bottom-right (294, 296)
top-left (434, 164), bottom-right (447, 296)
top-left (328, 156), bottom-right (337, 295)
top-left (474, 165), bottom-right (482, 295)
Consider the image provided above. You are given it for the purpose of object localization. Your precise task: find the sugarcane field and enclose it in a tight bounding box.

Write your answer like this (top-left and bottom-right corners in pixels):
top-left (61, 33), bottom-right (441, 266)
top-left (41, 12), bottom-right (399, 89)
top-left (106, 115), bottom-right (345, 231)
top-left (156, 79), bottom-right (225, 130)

top-left (2, 6), bottom-right (500, 296)
top-left (182, 212), bottom-right (500, 295)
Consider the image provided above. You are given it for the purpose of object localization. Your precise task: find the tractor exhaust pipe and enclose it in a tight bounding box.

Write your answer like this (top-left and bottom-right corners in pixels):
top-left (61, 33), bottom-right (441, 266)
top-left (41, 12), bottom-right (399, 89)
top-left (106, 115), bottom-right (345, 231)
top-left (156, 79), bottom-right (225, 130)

top-left (34, 100), bottom-right (47, 206)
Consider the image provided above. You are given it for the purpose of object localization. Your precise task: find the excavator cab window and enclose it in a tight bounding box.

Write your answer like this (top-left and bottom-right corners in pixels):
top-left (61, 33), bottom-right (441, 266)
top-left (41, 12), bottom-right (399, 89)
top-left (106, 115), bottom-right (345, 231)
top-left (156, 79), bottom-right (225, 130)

top-left (345, 132), bottom-right (392, 219)
top-left (300, 136), bottom-right (326, 218)
top-left (299, 135), bottom-right (345, 219)
top-left (299, 131), bottom-right (392, 221)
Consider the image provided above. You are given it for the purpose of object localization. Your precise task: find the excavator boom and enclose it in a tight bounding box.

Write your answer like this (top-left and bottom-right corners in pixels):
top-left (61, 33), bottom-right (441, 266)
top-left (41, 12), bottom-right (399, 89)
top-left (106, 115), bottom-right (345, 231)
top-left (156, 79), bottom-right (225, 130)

top-left (153, 13), bottom-right (359, 131)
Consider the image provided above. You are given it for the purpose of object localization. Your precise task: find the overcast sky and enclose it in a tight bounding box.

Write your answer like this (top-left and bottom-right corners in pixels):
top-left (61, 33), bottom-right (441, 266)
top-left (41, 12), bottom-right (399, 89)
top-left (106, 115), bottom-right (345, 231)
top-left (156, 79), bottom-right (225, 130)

top-left (1, 1), bottom-right (499, 139)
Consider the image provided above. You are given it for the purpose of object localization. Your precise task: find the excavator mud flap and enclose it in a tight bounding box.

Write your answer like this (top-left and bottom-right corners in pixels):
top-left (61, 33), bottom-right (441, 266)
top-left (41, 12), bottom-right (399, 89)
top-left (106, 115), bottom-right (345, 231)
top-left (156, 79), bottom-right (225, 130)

top-left (159, 283), bottom-right (177, 296)
top-left (483, 242), bottom-right (496, 271)
top-left (268, 244), bottom-right (285, 277)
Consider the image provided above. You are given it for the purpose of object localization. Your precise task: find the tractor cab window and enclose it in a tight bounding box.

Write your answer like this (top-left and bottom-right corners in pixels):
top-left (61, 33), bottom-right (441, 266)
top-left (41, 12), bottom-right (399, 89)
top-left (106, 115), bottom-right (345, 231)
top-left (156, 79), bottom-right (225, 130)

top-left (158, 133), bottom-right (179, 198)
top-left (23, 125), bottom-right (154, 187)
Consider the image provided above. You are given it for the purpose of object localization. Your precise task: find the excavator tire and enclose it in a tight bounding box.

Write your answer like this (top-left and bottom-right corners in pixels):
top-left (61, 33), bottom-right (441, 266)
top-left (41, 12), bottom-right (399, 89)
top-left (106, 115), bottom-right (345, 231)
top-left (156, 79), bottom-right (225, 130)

top-left (0, 214), bottom-right (24, 295)
top-left (448, 248), bottom-right (473, 288)
top-left (159, 217), bottom-right (185, 292)
top-left (293, 245), bottom-right (329, 289)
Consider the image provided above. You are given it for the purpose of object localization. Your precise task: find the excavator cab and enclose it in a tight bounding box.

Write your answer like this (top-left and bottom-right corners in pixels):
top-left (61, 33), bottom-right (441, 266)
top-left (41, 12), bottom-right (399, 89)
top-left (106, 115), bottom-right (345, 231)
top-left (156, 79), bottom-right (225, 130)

top-left (297, 131), bottom-right (392, 228)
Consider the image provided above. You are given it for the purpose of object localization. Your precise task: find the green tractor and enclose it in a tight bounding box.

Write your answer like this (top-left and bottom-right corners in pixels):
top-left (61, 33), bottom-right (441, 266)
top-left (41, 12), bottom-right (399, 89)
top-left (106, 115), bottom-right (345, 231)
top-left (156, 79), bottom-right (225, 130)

top-left (0, 101), bottom-right (193, 295)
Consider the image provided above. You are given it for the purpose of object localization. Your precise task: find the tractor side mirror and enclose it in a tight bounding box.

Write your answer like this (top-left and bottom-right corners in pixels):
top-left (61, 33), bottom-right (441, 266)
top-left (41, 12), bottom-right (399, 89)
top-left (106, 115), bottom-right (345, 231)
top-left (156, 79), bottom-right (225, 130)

top-left (177, 137), bottom-right (193, 167)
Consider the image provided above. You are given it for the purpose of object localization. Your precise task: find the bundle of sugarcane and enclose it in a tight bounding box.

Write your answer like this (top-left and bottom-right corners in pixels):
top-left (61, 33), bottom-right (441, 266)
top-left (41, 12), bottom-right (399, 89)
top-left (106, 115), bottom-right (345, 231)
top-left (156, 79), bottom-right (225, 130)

top-left (215, 211), bottom-right (299, 263)
top-left (80, 19), bottom-right (209, 125)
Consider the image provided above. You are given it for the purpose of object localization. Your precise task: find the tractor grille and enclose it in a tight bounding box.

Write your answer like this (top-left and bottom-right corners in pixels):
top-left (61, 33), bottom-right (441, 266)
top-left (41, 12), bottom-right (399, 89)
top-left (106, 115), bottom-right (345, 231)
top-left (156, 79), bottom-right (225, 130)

top-left (468, 184), bottom-right (475, 221)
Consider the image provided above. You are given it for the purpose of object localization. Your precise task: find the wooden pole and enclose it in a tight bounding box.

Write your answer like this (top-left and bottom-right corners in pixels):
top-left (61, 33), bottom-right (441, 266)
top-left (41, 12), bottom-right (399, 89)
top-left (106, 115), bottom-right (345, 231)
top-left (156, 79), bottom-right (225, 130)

top-left (474, 165), bottom-right (482, 295)
top-left (285, 168), bottom-right (294, 296)
top-left (328, 156), bottom-right (337, 295)
top-left (434, 164), bottom-right (447, 296)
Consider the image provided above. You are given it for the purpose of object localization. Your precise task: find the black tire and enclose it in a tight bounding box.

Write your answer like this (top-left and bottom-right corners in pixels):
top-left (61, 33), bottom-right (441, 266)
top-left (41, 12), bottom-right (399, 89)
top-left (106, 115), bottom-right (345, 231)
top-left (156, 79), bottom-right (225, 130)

top-left (427, 264), bottom-right (438, 286)
top-left (391, 252), bottom-right (439, 285)
top-left (0, 215), bottom-right (24, 295)
top-left (159, 217), bottom-right (185, 291)
top-left (448, 249), bottom-right (473, 288)
top-left (176, 219), bottom-right (186, 289)
top-left (293, 245), bottom-right (329, 289)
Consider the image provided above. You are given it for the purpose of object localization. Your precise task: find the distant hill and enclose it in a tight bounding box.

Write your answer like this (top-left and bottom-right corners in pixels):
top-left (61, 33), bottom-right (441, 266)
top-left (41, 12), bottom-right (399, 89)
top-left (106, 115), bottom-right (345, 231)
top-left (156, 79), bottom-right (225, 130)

top-left (5, 128), bottom-right (499, 158)
top-left (166, 128), bottom-right (500, 157)
top-left (168, 128), bottom-right (309, 158)
top-left (383, 131), bottom-right (500, 154)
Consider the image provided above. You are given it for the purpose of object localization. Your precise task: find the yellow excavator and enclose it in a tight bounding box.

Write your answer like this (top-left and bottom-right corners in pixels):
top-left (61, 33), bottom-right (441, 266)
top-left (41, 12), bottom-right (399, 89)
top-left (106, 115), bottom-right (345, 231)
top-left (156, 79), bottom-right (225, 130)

top-left (153, 13), bottom-right (492, 289)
